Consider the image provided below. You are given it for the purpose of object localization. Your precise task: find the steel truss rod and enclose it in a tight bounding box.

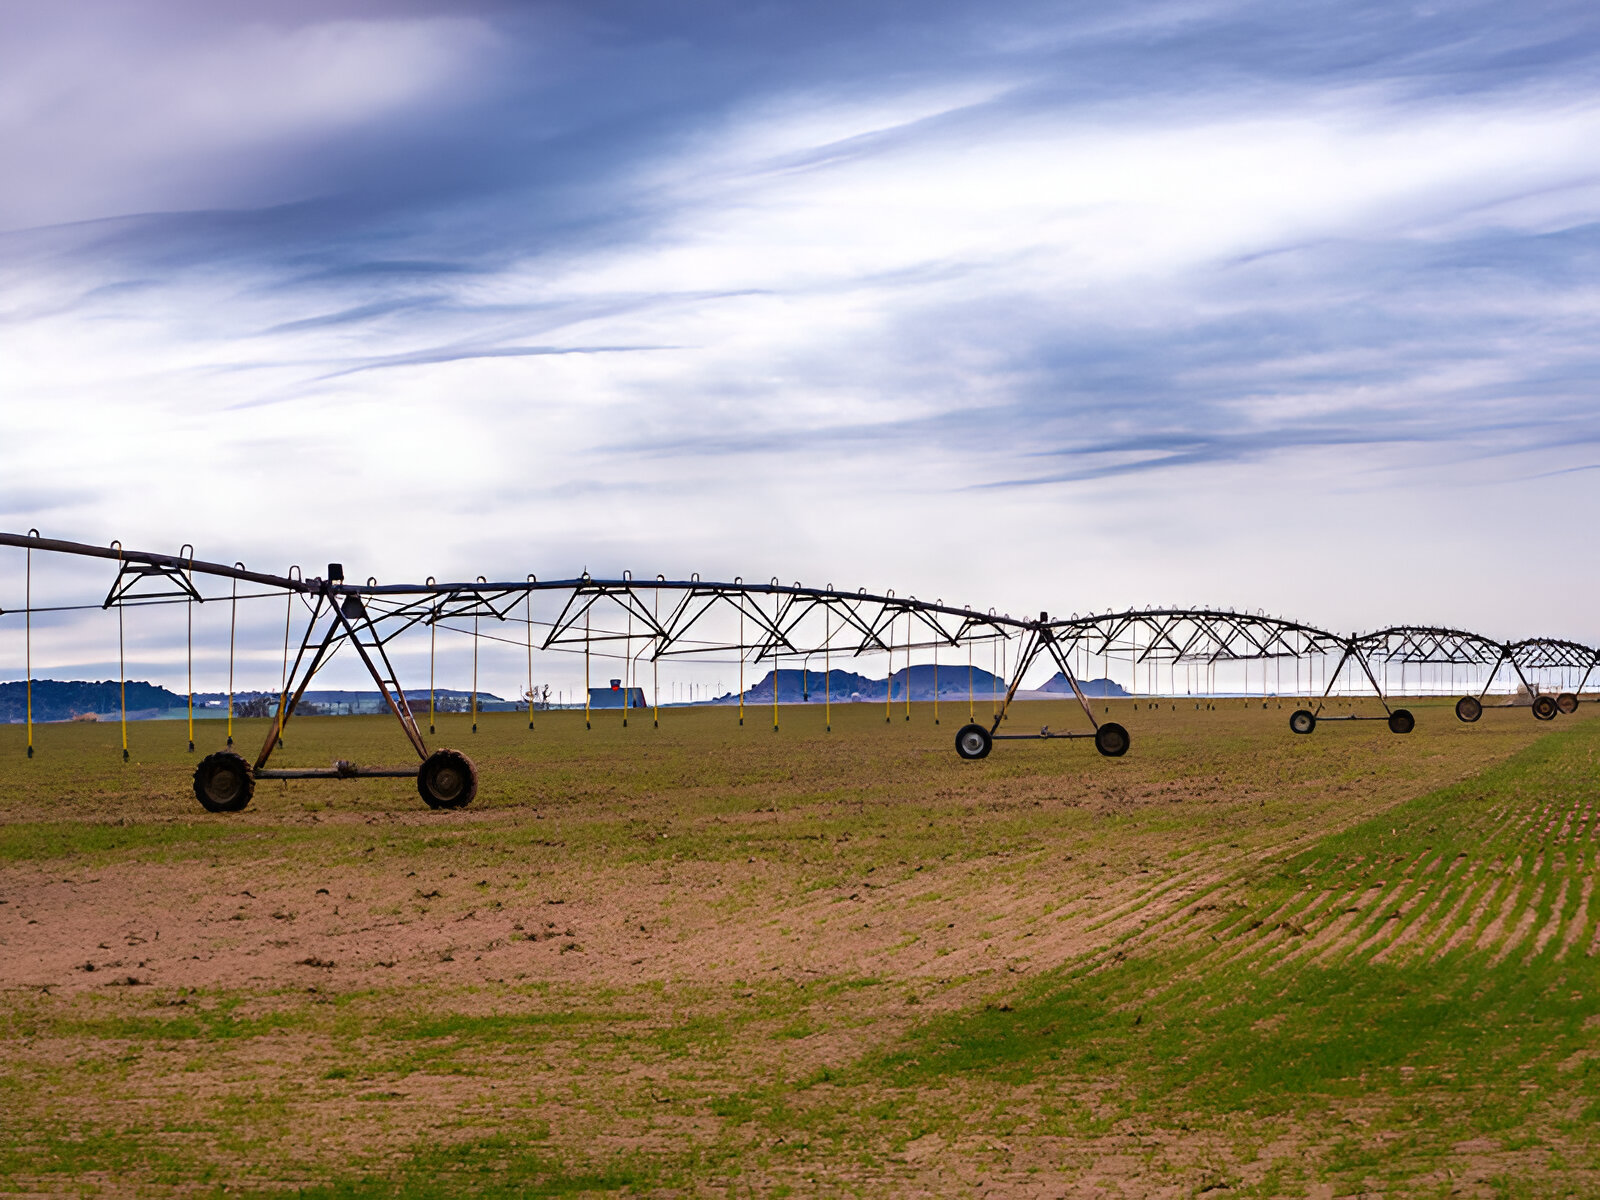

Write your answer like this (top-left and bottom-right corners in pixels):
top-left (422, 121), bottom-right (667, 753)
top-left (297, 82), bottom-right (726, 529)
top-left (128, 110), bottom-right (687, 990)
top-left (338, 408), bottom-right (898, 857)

top-left (30, 528), bottom-right (1600, 810)
top-left (11, 531), bottom-right (1600, 714)
top-left (1045, 609), bottom-right (1346, 665)
top-left (1311, 642), bottom-right (1393, 718)
top-left (1, 532), bottom-right (304, 593)
top-left (1355, 626), bottom-right (1504, 666)
top-left (989, 621), bottom-right (1099, 737)
top-left (251, 590), bottom-right (430, 773)
top-left (1508, 638), bottom-right (1598, 671)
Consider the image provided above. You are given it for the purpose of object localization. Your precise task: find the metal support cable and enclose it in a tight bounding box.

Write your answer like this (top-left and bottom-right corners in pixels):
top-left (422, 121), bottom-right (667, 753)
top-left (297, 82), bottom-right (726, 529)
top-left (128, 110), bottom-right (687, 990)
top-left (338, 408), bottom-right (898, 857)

top-left (904, 614), bottom-right (911, 722)
top-left (114, 541), bottom-right (128, 762)
top-left (226, 568), bottom-right (239, 749)
top-left (25, 531), bottom-right (34, 758)
top-left (471, 575), bottom-right (485, 735)
top-left (276, 568), bottom-right (299, 750)
top-left (186, 599), bottom-right (194, 754)
top-left (428, 580), bottom-right (437, 736)
top-left (526, 584), bottom-right (534, 731)
top-left (885, 621), bottom-right (893, 724)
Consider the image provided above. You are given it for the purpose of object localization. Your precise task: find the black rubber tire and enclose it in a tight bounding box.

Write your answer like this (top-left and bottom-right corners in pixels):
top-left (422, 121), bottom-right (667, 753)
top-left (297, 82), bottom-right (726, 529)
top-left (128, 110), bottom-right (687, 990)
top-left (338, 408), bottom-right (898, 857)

top-left (1455, 696), bottom-right (1482, 723)
top-left (1094, 722), bottom-right (1130, 758)
top-left (1388, 709), bottom-right (1415, 735)
top-left (1557, 692), bottom-right (1579, 715)
top-left (954, 723), bottom-right (992, 760)
top-left (1532, 695), bottom-right (1558, 721)
top-left (417, 748), bottom-right (478, 809)
top-left (193, 751), bottom-right (254, 813)
top-left (1289, 709), bottom-right (1316, 735)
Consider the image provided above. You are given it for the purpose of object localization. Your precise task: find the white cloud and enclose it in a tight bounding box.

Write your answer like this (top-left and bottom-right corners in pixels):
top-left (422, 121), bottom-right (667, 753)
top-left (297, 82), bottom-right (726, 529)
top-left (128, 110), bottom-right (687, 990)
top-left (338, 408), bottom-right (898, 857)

top-left (5, 7), bottom-right (1600, 697)
top-left (0, 14), bottom-right (497, 229)
top-left (576, 86), bottom-right (1600, 296)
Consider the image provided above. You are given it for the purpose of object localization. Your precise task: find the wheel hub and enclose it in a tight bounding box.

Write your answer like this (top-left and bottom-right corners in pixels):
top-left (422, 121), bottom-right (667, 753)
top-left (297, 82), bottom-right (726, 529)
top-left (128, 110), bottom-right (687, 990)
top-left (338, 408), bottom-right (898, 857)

top-left (207, 772), bottom-right (241, 802)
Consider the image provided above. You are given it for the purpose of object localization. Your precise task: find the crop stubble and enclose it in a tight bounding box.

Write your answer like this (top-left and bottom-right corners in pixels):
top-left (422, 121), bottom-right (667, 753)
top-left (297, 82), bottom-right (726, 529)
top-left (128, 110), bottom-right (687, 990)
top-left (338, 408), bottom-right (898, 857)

top-left (1, 696), bottom-right (1598, 1196)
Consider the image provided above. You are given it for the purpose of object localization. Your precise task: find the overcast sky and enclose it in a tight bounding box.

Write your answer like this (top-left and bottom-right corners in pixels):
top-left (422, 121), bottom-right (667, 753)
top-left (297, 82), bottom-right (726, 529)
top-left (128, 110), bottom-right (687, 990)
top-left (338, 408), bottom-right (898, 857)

top-left (4, 0), bottom-right (1600, 693)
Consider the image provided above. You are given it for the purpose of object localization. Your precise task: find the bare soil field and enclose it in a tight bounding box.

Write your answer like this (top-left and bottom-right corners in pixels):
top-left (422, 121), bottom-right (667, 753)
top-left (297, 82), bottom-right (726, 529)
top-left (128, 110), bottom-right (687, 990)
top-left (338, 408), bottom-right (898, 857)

top-left (2, 695), bottom-right (1598, 1196)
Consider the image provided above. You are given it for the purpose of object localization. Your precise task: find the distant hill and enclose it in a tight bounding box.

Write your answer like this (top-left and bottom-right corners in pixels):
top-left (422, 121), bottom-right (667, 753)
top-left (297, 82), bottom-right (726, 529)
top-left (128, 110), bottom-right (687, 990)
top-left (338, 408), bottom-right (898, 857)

top-left (5, 673), bottom-right (1129, 721)
top-left (1039, 673), bottom-right (1130, 697)
top-left (722, 666), bottom-right (1133, 703)
top-left (718, 664), bottom-right (1008, 704)
top-left (1, 681), bottom-right (515, 723)
top-left (0, 679), bottom-right (185, 723)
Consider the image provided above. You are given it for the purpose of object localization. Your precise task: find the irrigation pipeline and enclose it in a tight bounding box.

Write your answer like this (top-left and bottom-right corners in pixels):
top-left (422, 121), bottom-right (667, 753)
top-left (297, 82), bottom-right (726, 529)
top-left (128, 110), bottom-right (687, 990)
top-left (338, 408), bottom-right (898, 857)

top-left (2, 531), bottom-right (1597, 811)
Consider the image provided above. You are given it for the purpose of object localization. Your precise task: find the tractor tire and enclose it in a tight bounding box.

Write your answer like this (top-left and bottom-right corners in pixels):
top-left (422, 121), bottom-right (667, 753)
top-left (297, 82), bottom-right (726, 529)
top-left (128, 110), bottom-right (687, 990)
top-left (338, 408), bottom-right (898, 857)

top-left (417, 748), bottom-right (478, 809)
top-left (193, 751), bottom-right (255, 813)
top-left (1094, 722), bottom-right (1130, 758)
top-left (954, 723), bottom-right (992, 760)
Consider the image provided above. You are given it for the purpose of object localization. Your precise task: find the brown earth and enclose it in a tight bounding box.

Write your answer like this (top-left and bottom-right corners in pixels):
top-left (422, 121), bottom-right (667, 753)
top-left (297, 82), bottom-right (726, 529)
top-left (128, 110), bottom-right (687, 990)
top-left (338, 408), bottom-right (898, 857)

top-left (1, 697), bottom-right (1596, 1196)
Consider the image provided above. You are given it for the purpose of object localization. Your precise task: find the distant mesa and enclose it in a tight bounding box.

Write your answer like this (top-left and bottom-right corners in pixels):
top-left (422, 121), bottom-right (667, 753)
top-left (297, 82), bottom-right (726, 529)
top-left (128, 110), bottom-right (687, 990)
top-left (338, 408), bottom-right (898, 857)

top-left (719, 665), bottom-right (1000, 704)
top-left (708, 665), bottom-right (1127, 704)
top-left (2, 671), bottom-right (1128, 722)
top-left (1039, 672), bottom-right (1130, 698)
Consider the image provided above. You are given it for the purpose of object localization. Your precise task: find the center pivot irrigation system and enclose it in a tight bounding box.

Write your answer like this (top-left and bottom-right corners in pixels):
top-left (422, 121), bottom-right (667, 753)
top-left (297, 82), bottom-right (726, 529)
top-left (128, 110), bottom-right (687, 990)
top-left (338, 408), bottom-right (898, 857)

top-left (3, 533), bottom-right (1595, 813)
top-left (1, 532), bottom-right (1125, 811)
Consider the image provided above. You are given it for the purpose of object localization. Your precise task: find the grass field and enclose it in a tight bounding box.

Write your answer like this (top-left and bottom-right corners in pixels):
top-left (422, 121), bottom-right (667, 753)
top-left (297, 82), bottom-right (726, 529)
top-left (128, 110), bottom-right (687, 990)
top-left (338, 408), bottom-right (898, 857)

top-left (2, 695), bottom-right (1598, 1196)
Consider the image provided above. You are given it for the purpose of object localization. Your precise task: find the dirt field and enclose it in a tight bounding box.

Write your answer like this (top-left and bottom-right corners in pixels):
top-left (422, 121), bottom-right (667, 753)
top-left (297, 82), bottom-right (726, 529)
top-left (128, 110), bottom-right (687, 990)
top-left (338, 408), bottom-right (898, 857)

top-left (2, 696), bottom-right (1599, 1196)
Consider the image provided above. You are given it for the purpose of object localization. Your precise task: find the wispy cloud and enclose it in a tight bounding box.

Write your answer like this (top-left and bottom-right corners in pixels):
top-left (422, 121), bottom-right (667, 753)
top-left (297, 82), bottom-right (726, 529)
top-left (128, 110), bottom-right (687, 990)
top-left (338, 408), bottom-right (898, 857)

top-left (4, 0), bottom-right (1600, 687)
